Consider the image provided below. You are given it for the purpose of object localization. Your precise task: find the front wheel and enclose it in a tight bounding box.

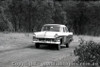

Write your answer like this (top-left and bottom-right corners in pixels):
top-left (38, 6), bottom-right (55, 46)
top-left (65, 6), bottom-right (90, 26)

top-left (35, 43), bottom-right (40, 48)
top-left (56, 44), bottom-right (61, 50)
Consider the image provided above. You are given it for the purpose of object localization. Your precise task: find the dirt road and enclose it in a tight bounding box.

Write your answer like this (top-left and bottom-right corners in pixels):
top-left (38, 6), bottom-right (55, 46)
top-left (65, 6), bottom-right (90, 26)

top-left (0, 33), bottom-right (79, 67)
top-left (0, 43), bottom-right (79, 67)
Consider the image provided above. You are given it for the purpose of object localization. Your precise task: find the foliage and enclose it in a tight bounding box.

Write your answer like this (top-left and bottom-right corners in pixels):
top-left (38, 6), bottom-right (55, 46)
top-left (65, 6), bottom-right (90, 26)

top-left (0, 21), bottom-right (7, 31)
top-left (61, 1), bottom-right (100, 36)
top-left (52, 2), bottom-right (67, 24)
top-left (0, 0), bottom-right (100, 36)
top-left (74, 39), bottom-right (100, 66)
top-left (8, 0), bottom-right (55, 32)
top-left (0, 0), bottom-right (67, 32)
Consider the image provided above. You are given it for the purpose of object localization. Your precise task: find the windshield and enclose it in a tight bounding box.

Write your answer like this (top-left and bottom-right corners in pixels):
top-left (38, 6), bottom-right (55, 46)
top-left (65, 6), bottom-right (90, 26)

top-left (41, 25), bottom-right (60, 32)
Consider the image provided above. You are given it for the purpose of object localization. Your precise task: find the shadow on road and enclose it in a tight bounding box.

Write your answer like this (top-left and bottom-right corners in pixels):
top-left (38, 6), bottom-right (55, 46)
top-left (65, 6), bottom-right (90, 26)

top-left (26, 44), bottom-right (67, 50)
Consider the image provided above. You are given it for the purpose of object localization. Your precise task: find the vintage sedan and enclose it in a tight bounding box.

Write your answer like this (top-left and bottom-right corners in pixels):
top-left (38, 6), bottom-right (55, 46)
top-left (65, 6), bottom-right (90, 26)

top-left (33, 24), bottom-right (73, 50)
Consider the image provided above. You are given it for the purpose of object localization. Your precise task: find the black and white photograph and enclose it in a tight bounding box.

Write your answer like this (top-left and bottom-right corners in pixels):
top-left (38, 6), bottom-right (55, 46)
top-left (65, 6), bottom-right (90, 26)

top-left (0, 0), bottom-right (100, 67)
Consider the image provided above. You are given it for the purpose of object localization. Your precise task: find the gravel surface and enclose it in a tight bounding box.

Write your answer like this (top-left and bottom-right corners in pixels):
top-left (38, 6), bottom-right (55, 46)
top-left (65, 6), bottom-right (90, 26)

top-left (0, 33), bottom-right (82, 67)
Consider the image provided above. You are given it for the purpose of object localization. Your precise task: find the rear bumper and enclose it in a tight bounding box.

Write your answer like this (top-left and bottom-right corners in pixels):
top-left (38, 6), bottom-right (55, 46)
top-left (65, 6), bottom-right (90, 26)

top-left (32, 41), bottom-right (60, 44)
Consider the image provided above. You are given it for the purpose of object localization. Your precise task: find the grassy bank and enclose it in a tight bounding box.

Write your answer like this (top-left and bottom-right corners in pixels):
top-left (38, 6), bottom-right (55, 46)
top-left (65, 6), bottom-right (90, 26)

top-left (0, 32), bottom-right (33, 51)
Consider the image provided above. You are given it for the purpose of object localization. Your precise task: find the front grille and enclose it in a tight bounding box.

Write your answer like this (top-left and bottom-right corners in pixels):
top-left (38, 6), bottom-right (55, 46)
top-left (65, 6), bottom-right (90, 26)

top-left (38, 38), bottom-right (55, 42)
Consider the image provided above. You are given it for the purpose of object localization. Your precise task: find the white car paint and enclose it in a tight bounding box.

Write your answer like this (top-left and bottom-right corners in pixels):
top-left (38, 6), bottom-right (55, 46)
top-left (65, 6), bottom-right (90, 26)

top-left (33, 24), bottom-right (73, 46)
top-left (34, 31), bottom-right (73, 38)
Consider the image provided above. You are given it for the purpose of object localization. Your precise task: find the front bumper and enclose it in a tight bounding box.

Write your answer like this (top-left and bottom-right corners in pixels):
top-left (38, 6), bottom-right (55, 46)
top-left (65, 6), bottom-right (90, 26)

top-left (32, 40), bottom-right (60, 44)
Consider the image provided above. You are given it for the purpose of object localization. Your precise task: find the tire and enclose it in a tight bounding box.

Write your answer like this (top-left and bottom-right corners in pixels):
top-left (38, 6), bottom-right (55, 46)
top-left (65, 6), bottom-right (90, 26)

top-left (66, 43), bottom-right (69, 48)
top-left (35, 43), bottom-right (40, 48)
top-left (57, 44), bottom-right (61, 50)
top-left (56, 39), bottom-right (62, 50)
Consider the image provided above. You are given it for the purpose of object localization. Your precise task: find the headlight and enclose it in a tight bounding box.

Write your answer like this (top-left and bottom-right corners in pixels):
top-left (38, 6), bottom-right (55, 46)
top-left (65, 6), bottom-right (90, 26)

top-left (54, 34), bottom-right (58, 38)
top-left (54, 34), bottom-right (61, 42)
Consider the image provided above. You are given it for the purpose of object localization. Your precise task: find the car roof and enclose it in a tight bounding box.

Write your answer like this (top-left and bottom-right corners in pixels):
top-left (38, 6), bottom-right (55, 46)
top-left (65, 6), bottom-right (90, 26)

top-left (43, 24), bottom-right (66, 27)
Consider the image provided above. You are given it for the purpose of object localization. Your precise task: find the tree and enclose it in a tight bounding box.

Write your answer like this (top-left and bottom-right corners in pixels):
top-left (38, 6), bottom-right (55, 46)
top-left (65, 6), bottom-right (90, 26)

top-left (62, 1), bottom-right (100, 35)
top-left (53, 1), bottom-right (67, 24)
top-left (0, 3), bottom-right (14, 31)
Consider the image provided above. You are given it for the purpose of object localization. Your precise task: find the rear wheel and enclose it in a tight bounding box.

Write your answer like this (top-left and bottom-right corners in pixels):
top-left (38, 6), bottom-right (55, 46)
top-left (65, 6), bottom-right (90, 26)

top-left (35, 43), bottom-right (40, 48)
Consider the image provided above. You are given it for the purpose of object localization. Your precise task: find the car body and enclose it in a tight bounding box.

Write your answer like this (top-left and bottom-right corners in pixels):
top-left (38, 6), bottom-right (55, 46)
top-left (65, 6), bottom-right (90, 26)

top-left (33, 24), bottom-right (73, 50)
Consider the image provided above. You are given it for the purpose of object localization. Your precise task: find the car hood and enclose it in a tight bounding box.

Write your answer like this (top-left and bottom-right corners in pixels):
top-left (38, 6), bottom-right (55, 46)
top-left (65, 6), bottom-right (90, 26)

top-left (34, 31), bottom-right (60, 38)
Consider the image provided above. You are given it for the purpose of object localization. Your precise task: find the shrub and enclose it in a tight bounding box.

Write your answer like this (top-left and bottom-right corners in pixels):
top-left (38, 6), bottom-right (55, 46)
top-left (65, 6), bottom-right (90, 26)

top-left (74, 38), bottom-right (100, 67)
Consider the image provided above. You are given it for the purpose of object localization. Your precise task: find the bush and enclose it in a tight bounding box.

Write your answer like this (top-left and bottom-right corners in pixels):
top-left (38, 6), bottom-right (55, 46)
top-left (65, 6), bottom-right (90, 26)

top-left (74, 39), bottom-right (100, 67)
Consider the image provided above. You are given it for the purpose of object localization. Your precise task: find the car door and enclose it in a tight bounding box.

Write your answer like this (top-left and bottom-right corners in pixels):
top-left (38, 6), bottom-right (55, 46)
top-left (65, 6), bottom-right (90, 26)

top-left (63, 27), bottom-right (68, 44)
top-left (65, 27), bottom-right (72, 44)
top-left (63, 27), bottom-right (70, 44)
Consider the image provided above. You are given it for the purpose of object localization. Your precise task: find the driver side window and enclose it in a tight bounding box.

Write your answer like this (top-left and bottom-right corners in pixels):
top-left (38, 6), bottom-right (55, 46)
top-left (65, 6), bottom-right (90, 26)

top-left (63, 27), bottom-right (68, 32)
top-left (65, 27), bottom-right (68, 32)
top-left (63, 27), bottom-right (66, 32)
